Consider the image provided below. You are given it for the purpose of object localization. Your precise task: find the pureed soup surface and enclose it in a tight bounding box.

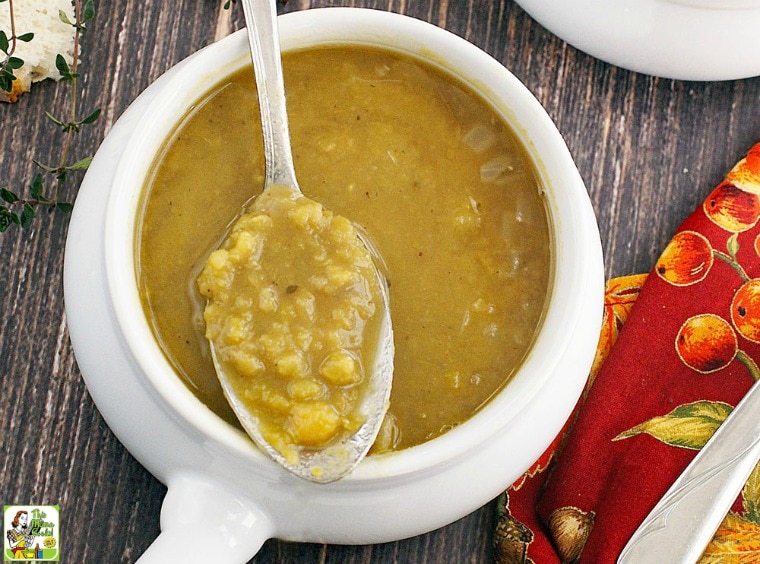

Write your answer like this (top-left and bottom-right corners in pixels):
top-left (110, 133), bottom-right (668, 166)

top-left (137, 45), bottom-right (552, 451)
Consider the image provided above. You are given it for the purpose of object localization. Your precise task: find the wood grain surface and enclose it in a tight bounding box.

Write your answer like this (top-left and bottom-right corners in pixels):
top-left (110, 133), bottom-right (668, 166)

top-left (1, 1), bottom-right (759, 562)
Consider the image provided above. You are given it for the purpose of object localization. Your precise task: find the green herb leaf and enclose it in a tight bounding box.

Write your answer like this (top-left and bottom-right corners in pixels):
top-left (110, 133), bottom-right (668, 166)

top-left (20, 203), bottom-right (35, 228)
top-left (81, 107), bottom-right (101, 124)
top-left (17, 32), bottom-right (34, 42)
top-left (82, 0), bottom-right (95, 24)
top-left (6, 56), bottom-right (23, 70)
top-left (58, 9), bottom-right (73, 26)
top-left (55, 54), bottom-right (72, 80)
top-left (33, 160), bottom-right (58, 173)
top-left (0, 30), bottom-right (9, 53)
top-left (0, 188), bottom-right (19, 203)
top-left (0, 73), bottom-right (12, 93)
top-left (56, 202), bottom-right (74, 213)
top-left (44, 111), bottom-right (66, 128)
top-left (0, 208), bottom-right (11, 232)
top-left (29, 174), bottom-right (44, 199)
top-left (66, 157), bottom-right (92, 171)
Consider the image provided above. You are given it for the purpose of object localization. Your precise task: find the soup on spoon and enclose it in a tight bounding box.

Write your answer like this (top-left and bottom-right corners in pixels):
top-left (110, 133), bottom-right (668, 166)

top-left (197, 0), bottom-right (394, 483)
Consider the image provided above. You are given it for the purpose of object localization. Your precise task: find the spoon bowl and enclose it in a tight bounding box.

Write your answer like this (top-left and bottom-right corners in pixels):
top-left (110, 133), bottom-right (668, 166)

top-left (208, 263), bottom-right (394, 483)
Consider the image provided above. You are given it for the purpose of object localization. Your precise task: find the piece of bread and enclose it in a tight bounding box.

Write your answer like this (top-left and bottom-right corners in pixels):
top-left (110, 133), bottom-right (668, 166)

top-left (0, 0), bottom-right (75, 102)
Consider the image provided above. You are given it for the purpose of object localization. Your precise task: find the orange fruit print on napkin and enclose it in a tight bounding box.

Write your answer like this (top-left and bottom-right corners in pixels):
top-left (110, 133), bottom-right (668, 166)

top-left (495, 143), bottom-right (760, 563)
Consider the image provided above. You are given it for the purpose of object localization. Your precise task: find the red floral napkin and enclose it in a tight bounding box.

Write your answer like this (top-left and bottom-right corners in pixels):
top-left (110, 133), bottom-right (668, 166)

top-left (495, 142), bottom-right (760, 563)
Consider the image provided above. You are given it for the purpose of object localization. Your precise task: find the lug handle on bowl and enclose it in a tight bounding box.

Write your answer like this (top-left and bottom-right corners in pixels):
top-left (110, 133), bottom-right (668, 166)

top-left (136, 473), bottom-right (273, 563)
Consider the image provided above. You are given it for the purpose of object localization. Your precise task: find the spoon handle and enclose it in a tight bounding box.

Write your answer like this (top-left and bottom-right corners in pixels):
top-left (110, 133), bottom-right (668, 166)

top-left (617, 375), bottom-right (760, 563)
top-left (240, 0), bottom-right (299, 191)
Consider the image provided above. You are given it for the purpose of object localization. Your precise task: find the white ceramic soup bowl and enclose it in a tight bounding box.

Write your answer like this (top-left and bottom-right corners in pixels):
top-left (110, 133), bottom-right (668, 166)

top-left (63, 7), bottom-right (604, 562)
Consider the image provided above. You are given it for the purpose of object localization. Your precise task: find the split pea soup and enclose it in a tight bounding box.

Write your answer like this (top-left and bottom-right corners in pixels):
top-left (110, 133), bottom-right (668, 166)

top-left (197, 185), bottom-right (386, 462)
top-left (137, 45), bottom-right (553, 452)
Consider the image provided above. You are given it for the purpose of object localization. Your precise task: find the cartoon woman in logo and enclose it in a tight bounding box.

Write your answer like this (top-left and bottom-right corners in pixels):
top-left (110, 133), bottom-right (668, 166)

top-left (6, 511), bottom-right (35, 559)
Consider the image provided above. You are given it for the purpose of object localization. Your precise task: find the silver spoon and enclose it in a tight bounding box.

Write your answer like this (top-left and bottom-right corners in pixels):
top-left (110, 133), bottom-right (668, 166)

top-left (202, 0), bottom-right (393, 483)
top-left (618, 374), bottom-right (760, 562)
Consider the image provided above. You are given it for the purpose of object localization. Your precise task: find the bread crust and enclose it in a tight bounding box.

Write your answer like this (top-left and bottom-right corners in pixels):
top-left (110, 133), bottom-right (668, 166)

top-left (1, 76), bottom-right (29, 103)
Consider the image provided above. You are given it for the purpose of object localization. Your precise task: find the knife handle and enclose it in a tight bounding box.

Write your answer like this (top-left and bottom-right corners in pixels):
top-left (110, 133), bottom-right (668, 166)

top-left (617, 377), bottom-right (760, 564)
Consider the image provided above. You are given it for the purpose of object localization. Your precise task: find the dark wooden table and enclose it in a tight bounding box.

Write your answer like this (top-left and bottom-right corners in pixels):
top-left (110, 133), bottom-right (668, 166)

top-left (2, 1), bottom-right (758, 561)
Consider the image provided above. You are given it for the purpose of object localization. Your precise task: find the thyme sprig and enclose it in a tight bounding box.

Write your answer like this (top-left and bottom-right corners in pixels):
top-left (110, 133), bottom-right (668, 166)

top-left (0, 0), bottom-right (99, 233)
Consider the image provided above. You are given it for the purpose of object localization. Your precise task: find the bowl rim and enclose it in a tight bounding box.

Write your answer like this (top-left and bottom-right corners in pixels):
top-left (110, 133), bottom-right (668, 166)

top-left (104, 7), bottom-right (602, 482)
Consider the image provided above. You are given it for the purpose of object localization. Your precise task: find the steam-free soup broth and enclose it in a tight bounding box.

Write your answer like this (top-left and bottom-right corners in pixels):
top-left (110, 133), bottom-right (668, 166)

top-left (137, 46), bottom-right (552, 451)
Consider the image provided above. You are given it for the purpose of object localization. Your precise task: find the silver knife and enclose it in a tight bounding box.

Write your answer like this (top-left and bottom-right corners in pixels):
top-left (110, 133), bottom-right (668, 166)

top-left (618, 376), bottom-right (760, 563)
